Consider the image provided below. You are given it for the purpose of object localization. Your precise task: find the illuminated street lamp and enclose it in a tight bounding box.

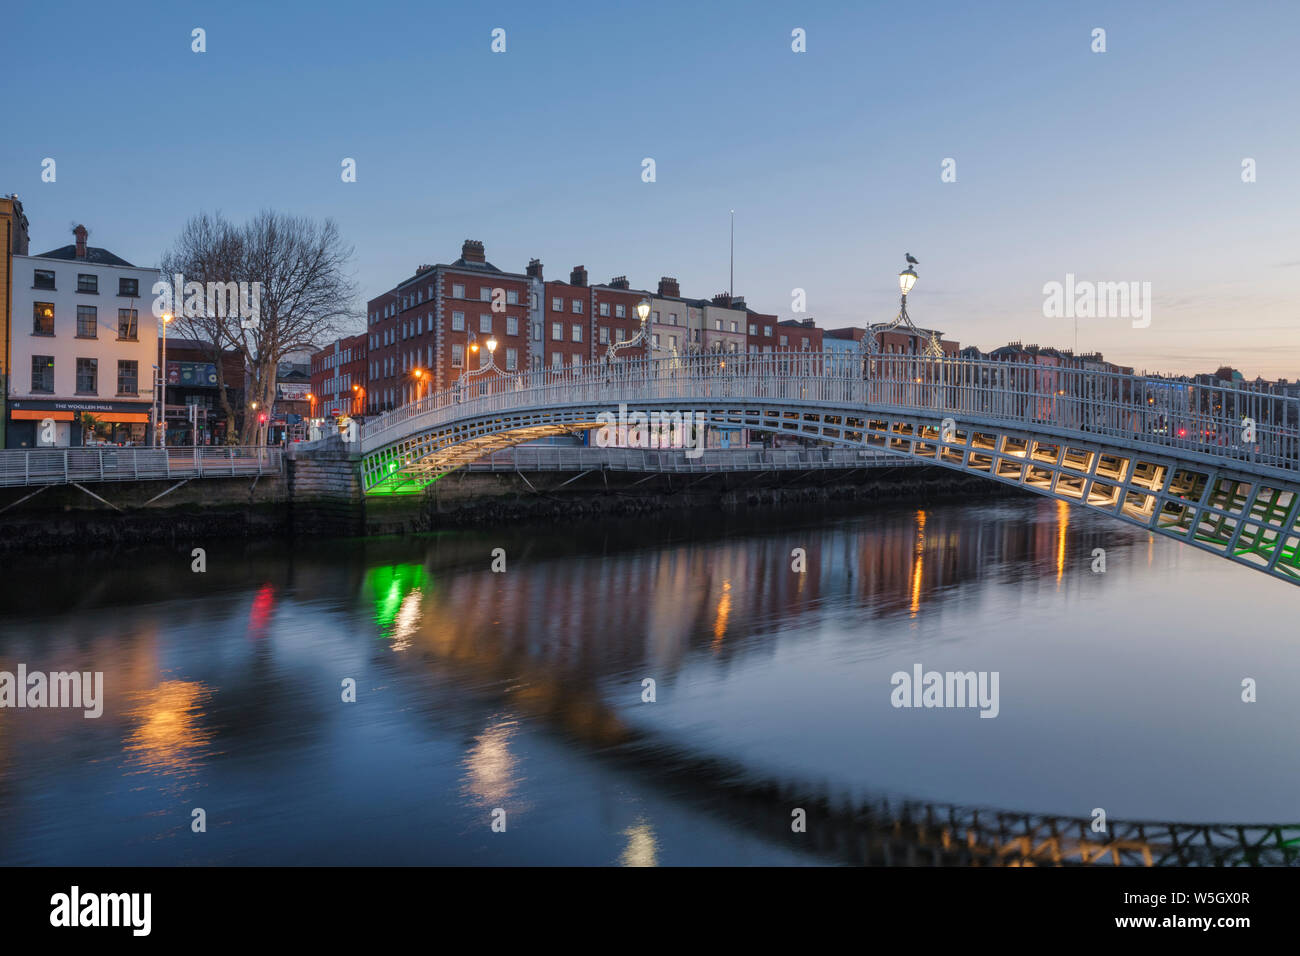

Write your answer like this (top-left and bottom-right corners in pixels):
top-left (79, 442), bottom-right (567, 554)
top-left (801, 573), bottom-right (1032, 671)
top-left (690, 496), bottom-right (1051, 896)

top-left (157, 311), bottom-right (173, 446)
top-left (899, 266), bottom-right (918, 298)
top-left (607, 296), bottom-right (653, 362)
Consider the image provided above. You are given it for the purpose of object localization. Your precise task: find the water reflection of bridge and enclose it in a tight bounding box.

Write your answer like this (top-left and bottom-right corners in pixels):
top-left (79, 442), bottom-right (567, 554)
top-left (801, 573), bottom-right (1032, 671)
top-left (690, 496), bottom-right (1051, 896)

top-left (361, 526), bottom-right (1298, 866)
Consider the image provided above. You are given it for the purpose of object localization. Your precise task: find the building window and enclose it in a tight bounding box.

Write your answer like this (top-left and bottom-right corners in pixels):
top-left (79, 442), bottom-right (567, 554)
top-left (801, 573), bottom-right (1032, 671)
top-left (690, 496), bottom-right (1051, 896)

top-left (652, 333), bottom-right (660, 346)
top-left (506, 315), bottom-right (518, 336)
top-left (599, 302), bottom-right (610, 317)
top-left (76, 358), bottom-right (98, 394)
top-left (506, 290), bottom-right (519, 305)
top-left (118, 277), bottom-right (139, 297)
top-left (749, 323), bottom-right (757, 335)
top-left (572, 354), bottom-right (581, 368)
top-left (551, 297), bottom-right (562, 312)
top-left (651, 310), bottom-right (660, 321)
top-left (571, 299), bottom-right (583, 314)
top-left (453, 283), bottom-right (465, 298)
top-left (452, 311), bottom-right (465, 331)
top-left (479, 287), bottom-right (492, 301)
top-left (669, 335), bottom-right (678, 349)
top-left (118, 309), bottom-right (138, 340)
top-left (33, 302), bottom-right (55, 335)
top-left (479, 314), bottom-right (492, 333)
top-left (34, 269), bottom-right (56, 290)
top-left (77, 274), bottom-right (98, 294)
top-left (452, 344), bottom-right (464, 368)
top-left (551, 322), bottom-right (562, 341)
top-left (31, 355), bottom-right (54, 393)
top-left (551, 353), bottom-right (562, 369)
top-left (729, 321), bottom-right (737, 332)
top-left (669, 312), bottom-right (678, 324)
top-left (599, 328), bottom-right (609, 344)
top-left (765, 326), bottom-right (773, 336)
top-left (77, 305), bottom-right (98, 338)
top-left (615, 304), bottom-right (626, 318)
top-left (117, 360), bottom-right (139, 395)
top-left (714, 320), bottom-right (722, 331)
top-left (572, 325), bottom-right (582, 342)
top-left (505, 347), bottom-right (518, 370)
top-left (615, 329), bottom-right (625, 343)
top-left (779, 335), bottom-right (788, 347)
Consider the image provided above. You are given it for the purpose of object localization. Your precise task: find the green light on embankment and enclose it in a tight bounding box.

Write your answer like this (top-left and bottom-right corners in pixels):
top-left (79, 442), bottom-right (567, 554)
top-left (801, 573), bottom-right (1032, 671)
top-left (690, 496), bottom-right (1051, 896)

top-left (365, 563), bottom-right (429, 635)
top-left (365, 473), bottom-right (444, 496)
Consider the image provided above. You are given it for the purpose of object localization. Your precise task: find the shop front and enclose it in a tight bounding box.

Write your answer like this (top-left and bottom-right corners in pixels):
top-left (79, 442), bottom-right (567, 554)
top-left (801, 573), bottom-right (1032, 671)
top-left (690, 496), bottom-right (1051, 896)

top-left (7, 398), bottom-right (154, 448)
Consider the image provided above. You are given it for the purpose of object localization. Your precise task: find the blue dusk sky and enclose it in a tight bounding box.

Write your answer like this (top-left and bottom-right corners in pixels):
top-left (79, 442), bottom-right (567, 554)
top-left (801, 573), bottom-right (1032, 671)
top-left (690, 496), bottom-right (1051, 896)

top-left (4, 0), bottom-right (1298, 376)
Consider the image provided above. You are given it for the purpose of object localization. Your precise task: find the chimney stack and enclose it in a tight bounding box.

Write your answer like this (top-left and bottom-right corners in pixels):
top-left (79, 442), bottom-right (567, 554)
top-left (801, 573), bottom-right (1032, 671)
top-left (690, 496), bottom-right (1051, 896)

top-left (801, 318), bottom-right (815, 328)
top-left (570, 265), bottom-right (588, 287)
top-left (461, 239), bottom-right (485, 263)
top-left (526, 258), bottom-right (544, 278)
top-left (73, 224), bottom-right (88, 259)
top-left (711, 292), bottom-right (732, 306)
top-left (608, 275), bottom-right (630, 289)
top-left (657, 276), bottom-right (679, 298)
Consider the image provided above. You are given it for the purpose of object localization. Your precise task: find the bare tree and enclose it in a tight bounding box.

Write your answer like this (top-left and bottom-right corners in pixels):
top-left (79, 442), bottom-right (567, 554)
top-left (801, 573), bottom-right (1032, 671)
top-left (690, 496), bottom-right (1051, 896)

top-left (160, 213), bottom-right (244, 442)
top-left (161, 211), bottom-right (359, 444)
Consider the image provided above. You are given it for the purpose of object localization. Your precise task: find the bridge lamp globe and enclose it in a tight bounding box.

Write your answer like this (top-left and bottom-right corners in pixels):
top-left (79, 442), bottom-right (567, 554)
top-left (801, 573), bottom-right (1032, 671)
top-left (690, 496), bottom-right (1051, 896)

top-left (898, 268), bottom-right (918, 297)
top-left (486, 337), bottom-right (498, 353)
top-left (636, 298), bottom-right (651, 323)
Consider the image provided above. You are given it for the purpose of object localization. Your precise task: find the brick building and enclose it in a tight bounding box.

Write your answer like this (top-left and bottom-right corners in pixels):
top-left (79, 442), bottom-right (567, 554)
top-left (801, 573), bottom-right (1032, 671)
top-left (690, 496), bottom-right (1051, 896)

top-left (309, 332), bottom-right (368, 419)
top-left (364, 241), bottom-right (536, 413)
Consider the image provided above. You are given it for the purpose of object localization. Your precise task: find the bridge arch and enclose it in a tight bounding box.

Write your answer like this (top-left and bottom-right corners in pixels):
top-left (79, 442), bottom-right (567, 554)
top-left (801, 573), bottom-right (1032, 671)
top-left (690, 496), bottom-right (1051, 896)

top-left (317, 352), bottom-right (1300, 585)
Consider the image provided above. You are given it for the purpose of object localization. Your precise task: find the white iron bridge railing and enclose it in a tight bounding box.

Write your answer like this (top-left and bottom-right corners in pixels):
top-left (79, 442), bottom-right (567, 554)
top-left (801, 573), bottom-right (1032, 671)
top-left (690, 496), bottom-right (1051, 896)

top-left (0, 446), bottom-right (282, 488)
top-left (358, 352), bottom-right (1300, 476)
top-left (462, 445), bottom-right (919, 474)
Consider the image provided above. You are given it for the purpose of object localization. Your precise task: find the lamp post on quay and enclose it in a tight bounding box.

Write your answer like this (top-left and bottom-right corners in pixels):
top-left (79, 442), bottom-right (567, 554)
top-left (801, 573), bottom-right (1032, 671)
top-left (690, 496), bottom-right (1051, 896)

top-left (156, 310), bottom-right (173, 446)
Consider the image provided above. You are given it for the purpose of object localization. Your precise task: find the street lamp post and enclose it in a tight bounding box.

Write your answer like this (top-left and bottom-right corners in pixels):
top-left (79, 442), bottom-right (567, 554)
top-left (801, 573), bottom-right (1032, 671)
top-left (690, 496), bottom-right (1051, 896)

top-left (157, 311), bottom-right (173, 447)
top-left (607, 297), bottom-right (653, 364)
top-left (457, 334), bottom-right (499, 401)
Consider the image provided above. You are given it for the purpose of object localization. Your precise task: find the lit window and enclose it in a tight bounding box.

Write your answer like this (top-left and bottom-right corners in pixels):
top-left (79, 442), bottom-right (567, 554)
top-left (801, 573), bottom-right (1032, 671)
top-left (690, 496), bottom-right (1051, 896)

top-left (33, 302), bottom-right (55, 335)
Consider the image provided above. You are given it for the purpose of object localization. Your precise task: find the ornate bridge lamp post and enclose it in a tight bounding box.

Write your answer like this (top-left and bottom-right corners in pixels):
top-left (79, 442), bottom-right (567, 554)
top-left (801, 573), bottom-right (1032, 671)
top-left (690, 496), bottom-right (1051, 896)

top-left (457, 333), bottom-right (499, 402)
top-left (604, 297), bottom-right (653, 389)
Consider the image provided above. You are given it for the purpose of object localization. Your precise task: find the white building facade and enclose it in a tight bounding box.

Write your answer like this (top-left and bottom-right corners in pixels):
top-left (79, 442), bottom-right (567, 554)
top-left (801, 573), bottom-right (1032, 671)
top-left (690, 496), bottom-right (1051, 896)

top-left (6, 227), bottom-right (160, 447)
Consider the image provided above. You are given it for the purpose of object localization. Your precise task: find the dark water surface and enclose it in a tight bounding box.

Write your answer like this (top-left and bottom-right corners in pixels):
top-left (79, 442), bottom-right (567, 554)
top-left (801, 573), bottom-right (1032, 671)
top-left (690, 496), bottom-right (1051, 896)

top-left (2, 496), bottom-right (1298, 865)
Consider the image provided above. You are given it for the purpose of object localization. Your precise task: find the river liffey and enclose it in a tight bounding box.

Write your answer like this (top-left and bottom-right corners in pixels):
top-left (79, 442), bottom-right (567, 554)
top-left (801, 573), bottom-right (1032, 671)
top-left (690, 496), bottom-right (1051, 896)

top-left (2, 496), bottom-right (1298, 865)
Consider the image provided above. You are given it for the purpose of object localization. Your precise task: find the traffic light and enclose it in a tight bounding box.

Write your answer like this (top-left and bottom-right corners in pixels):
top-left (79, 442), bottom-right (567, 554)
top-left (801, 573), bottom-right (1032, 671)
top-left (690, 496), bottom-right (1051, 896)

top-left (258, 413), bottom-right (268, 424)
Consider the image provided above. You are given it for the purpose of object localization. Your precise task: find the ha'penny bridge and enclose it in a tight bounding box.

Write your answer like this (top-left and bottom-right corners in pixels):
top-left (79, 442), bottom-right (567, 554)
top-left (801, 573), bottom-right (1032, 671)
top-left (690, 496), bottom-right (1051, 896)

top-left (302, 350), bottom-right (1300, 587)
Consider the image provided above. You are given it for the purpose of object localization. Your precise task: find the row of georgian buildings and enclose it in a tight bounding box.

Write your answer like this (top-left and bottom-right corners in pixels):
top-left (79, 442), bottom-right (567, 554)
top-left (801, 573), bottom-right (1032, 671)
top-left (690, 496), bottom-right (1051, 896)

top-left (312, 239), bottom-right (967, 416)
top-left (0, 196), bottom-right (313, 448)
